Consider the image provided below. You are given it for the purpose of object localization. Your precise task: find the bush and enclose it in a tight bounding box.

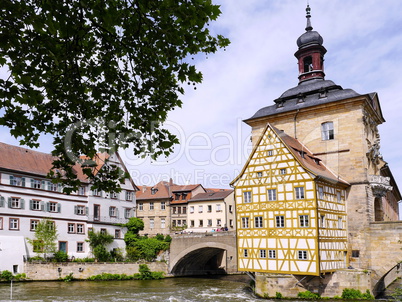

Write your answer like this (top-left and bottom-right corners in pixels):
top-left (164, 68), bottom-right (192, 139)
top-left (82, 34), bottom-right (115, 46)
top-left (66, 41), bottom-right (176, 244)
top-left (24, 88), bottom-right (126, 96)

top-left (275, 292), bottom-right (283, 299)
top-left (14, 273), bottom-right (27, 281)
top-left (133, 264), bottom-right (164, 280)
top-left (0, 270), bottom-right (13, 281)
top-left (164, 235), bottom-right (172, 243)
top-left (93, 245), bottom-right (111, 262)
top-left (341, 288), bottom-right (374, 300)
top-left (53, 251), bottom-right (69, 262)
top-left (297, 290), bottom-right (321, 299)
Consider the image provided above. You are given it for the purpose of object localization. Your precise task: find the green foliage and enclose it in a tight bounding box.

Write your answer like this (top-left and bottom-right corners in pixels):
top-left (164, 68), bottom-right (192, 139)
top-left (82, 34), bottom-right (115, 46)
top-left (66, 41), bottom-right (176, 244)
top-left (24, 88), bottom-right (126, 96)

top-left (87, 230), bottom-right (114, 261)
top-left (341, 288), bottom-right (374, 300)
top-left (391, 287), bottom-right (402, 300)
top-left (0, 270), bottom-right (13, 281)
top-left (88, 272), bottom-right (133, 281)
top-left (297, 290), bottom-right (321, 299)
top-left (133, 264), bottom-right (164, 280)
top-left (164, 235), bottom-right (172, 243)
top-left (0, 0), bottom-right (229, 193)
top-left (72, 257), bottom-right (95, 263)
top-left (14, 273), bottom-right (27, 281)
top-left (155, 233), bottom-right (164, 241)
top-left (93, 245), bottom-right (111, 262)
top-left (53, 250), bottom-right (69, 262)
top-left (123, 218), bottom-right (170, 262)
top-left (27, 219), bottom-right (58, 259)
top-left (28, 256), bottom-right (46, 262)
top-left (123, 217), bottom-right (144, 235)
top-left (110, 248), bottom-right (124, 262)
top-left (60, 273), bottom-right (74, 282)
top-left (88, 266), bottom-right (164, 281)
top-left (275, 292), bottom-right (283, 299)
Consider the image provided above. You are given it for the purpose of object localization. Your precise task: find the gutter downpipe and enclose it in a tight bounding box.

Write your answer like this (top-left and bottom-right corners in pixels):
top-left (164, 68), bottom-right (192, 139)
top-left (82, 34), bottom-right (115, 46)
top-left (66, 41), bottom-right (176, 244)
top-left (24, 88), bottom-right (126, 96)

top-left (294, 109), bottom-right (300, 139)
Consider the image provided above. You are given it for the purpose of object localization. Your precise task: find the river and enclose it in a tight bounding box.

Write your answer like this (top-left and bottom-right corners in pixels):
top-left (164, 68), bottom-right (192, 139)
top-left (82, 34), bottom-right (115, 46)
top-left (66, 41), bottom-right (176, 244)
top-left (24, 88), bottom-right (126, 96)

top-left (0, 276), bottom-right (262, 302)
top-left (1, 276), bottom-right (400, 301)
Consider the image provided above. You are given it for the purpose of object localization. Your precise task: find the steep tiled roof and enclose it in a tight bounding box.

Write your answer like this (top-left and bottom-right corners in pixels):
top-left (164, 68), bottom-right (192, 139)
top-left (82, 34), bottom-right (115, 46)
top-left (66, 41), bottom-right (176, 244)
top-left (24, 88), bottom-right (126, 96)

top-left (0, 142), bottom-right (56, 176)
top-left (273, 125), bottom-right (349, 185)
top-left (231, 124), bottom-right (349, 186)
top-left (189, 190), bottom-right (233, 202)
top-left (171, 184), bottom-right (202, 192)
top-left (0, 142), bottom-right (114, 183)
top-left (136, 181), bottom-right (171, 200)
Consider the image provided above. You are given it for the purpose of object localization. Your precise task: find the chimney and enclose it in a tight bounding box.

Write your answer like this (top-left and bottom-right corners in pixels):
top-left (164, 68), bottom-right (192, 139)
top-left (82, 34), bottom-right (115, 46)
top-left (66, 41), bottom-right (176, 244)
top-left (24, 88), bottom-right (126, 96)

top-left (142, 186), bottom-right (147, 193)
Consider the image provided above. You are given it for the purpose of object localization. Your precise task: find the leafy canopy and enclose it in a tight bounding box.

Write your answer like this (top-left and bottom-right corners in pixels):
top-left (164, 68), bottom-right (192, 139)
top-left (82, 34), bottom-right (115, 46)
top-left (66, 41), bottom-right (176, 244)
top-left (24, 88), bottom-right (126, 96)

top-left (27, 219), bottom-right (58, 258)
top-left (0, 0), bottom-right (229, 192)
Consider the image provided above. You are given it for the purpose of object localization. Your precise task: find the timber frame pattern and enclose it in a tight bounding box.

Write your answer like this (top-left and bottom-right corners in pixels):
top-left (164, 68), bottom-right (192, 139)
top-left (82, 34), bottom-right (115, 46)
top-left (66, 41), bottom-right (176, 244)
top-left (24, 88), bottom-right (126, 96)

top-left (232, 124), bottom-right (349, 276)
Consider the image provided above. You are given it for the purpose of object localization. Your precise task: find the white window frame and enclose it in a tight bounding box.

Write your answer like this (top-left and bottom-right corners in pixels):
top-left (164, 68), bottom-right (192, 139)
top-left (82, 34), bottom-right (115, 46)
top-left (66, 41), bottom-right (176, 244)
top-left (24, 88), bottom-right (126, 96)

top-left (276, 216), bottom-right (285, 228)
top-left (321, 121), bottom-right (334, 140)
top-left (243, 191), bottom-right (252, 203)
top-left (161, 201), bottom-right (166, 210)
top-left (255, 216), bottom-right (263, 228)
top-left (68, 223), bottom-right (76, 233)
top-left (260, 249), bottom-right (266, 258)
top-left (299, 215), bottom-right (309, 228)
top-left (295, 187), bottom-right (305, 199)
top-left (77, 224), bottom-right (84, 234)
top-left (77, 242), bottom-right (84, 252)
top-left (268, 250), bottom-right (276, 259)
top-left (267, 189), bottom-right (277, 201)
top-left (161, 218), bottom-right (166, 229)
top-left (242, 217), bottom-right (249, 228)
top-left (9, 218), bottom-right (19, 230)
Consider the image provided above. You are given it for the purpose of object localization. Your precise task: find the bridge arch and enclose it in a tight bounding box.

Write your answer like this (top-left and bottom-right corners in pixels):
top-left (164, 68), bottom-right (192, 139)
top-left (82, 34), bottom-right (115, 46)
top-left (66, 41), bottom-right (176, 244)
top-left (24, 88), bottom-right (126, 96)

top-left (169, 232), bottom-right (237, 276)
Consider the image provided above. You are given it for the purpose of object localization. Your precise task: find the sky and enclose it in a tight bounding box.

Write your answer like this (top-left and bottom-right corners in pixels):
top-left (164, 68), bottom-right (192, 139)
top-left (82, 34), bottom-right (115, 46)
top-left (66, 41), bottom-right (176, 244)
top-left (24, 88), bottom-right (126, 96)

top-left (1, 0), bottom-right (402, 190)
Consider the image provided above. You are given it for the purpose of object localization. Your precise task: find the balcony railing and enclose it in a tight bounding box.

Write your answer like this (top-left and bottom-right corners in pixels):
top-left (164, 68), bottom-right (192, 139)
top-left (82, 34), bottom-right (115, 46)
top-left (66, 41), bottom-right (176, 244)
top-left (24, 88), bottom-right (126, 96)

top-left (87, 215), bottom-right (130, 224)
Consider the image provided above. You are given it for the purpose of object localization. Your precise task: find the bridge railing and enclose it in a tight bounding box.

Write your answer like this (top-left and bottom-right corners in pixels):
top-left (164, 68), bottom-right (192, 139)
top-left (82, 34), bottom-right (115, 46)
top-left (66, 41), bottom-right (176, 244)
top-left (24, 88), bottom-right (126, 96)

top-left (171, 231), bottom-right (236, 239)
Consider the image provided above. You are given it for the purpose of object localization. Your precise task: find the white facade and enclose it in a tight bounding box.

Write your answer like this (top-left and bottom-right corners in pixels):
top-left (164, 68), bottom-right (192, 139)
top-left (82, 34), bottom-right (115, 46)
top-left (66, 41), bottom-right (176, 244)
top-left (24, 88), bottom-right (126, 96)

top-left (186, 191), bottom-right (235, 233)
top-left (0, 148), bottom-right (137, 274)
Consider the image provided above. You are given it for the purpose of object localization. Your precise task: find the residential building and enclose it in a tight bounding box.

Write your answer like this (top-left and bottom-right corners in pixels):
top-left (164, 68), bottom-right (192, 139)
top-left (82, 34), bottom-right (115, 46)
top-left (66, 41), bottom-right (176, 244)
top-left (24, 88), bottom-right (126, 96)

top-left (187, 189), bottom-right (235, 232)
top-left (0, 143), bottom-right (138, 273)
top-left (170, 184), bottom-right (205, 231)
top-left (136, 181), bottom-right (171, 236)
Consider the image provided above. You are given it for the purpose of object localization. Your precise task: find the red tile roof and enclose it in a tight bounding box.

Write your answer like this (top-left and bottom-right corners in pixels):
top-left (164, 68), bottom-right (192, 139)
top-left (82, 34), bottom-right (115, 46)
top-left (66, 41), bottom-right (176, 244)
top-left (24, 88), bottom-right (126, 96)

top-left (189, 190), bottom-right (233, 202)
top-left (136, 181), bottom-right (172, 200)
top-left (0, 142), bottom-right (108, 182)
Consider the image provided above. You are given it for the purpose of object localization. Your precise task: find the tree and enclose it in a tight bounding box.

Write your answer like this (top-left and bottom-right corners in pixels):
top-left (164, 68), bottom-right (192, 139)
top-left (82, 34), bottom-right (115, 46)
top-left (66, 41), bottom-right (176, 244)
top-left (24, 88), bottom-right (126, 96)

top-left (27, 219), bottom-right (58, 259)
top-left (0, 0), bottom-right (229, 193)
top-left (86, 230), bottom-right (114, 261)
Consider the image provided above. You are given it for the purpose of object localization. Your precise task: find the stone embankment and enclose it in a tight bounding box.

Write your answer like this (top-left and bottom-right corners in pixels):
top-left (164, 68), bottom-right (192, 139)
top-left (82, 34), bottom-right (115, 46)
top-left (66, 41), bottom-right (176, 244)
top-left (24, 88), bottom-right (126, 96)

top-left (24, 262), bottom-right (168, 280)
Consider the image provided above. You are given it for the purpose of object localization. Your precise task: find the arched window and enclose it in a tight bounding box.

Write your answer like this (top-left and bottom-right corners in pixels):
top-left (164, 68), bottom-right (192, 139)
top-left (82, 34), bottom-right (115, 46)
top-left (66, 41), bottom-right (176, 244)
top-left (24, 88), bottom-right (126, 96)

top-left (303, 56), bottom-right (313, 72)
top-left (321, 122), bottom-right (334, 140)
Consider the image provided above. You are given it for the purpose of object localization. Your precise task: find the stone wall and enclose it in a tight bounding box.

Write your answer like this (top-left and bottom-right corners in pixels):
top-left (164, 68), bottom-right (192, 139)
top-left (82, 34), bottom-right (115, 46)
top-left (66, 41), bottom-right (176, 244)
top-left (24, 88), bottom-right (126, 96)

top-left (255, 270), bottom-right (372, 298)
top-left (24, 262), bottom-right (169, 281)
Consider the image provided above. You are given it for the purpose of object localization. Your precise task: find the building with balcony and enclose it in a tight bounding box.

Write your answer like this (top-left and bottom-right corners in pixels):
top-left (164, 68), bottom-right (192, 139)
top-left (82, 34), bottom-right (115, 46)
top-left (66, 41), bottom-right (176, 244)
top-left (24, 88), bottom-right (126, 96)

top-left (0, 142), bottom-right (138, 273)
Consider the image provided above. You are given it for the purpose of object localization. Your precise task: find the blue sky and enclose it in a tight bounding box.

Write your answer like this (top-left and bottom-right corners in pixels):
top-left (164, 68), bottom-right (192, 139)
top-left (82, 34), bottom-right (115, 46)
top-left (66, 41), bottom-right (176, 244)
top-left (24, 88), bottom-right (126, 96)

top-left (1, 1), bottom-right (402, 191)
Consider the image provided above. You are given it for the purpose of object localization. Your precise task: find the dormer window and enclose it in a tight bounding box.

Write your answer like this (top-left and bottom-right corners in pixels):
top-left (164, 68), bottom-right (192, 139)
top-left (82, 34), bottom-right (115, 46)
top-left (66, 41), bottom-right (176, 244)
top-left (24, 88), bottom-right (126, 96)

top-left (151, 188), bottom-right (158, 195)
top-left (321, 122), bottom-right (334, 140)
top-left (303, 56), bottom-right (313, 72)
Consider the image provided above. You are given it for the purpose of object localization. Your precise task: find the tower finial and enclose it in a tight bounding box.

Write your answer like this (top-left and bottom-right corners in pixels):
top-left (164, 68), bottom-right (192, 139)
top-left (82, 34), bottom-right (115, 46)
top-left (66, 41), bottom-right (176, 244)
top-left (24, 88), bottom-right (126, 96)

top-left (305, 4), bottom-right (313, 31)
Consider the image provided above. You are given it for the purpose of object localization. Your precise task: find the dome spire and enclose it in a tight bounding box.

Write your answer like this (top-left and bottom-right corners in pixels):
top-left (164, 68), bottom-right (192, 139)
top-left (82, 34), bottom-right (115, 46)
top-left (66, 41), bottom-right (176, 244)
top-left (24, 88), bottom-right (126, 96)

top-left (305, 4), bottom-right (313, 31)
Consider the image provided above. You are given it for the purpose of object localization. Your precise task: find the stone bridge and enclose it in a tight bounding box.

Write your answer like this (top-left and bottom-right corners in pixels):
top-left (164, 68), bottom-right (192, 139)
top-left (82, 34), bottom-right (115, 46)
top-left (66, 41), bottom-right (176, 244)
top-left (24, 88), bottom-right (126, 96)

top-left (169, 231), bottom-right (237, 276)
top-left (368, 221), bottom-right (402, 295)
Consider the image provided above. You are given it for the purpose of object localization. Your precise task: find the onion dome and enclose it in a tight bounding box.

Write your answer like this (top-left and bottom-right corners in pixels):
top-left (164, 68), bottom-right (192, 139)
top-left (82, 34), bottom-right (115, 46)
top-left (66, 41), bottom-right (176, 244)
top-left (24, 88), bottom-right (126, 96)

top-left (296, 5), bottom-right (324, 49)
